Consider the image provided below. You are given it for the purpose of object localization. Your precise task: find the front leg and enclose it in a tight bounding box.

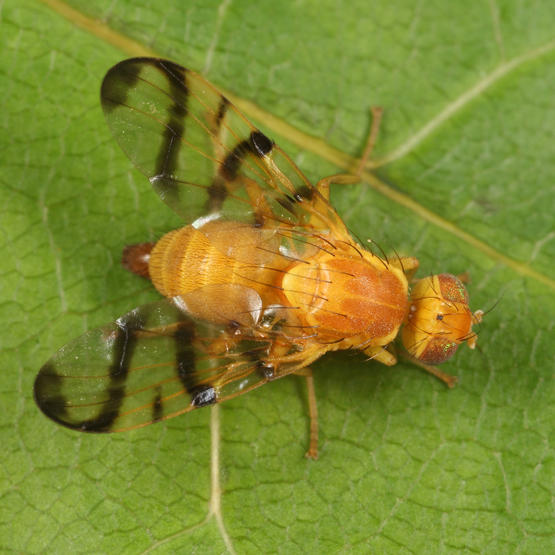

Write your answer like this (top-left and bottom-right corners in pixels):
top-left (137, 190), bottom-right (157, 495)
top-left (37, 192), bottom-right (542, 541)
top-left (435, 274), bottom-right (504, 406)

top-left (363, 343), bottom-right (457, 387)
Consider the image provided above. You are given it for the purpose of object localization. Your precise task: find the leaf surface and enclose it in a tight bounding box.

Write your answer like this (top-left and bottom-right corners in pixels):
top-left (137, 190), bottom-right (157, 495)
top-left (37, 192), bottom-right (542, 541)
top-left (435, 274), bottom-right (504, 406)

top-left (1, 0), bottom-right (554, 552)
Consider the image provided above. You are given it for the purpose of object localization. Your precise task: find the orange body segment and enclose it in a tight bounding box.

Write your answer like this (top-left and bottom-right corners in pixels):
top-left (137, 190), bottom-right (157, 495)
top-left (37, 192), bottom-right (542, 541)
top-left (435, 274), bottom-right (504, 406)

top-left (149, 221), bottom-right (285, 298)
top-left (150, 219), bottom-right (412, 351)
top-left (281, 254), bottom-right (408, 342)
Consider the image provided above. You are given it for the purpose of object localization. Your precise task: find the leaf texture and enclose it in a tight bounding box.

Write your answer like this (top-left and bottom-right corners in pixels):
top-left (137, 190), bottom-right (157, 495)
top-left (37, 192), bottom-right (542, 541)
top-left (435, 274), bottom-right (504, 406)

top-left (1, 0), bottom-right (554, 553)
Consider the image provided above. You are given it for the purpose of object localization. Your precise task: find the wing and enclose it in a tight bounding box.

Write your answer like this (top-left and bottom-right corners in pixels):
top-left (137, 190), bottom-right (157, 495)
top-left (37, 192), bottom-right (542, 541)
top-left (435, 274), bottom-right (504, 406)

top-left (101, 57), bottom-right (347, 239)
top-left (34, 299), bottom-right (321, 433)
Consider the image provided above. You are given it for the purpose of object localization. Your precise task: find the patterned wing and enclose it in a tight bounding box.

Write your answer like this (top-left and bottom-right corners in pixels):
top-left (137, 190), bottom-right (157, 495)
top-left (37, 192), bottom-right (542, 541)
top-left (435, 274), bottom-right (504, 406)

top-left (101, 57), bottom-right (346, 237)
top-left (34, 299), bottom-right (320, 433)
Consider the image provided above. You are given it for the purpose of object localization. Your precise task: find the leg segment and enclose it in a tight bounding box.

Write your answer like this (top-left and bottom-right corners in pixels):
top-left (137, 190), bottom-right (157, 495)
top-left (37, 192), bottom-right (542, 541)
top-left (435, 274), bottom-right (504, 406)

top-left (355, 106), bottom-right (383, 175)
top-left (364, 344), bottom-right (458, 388)
top-left (363, 345), bottom-right (398, 366)
top-left (315, 106), bottom-right (384, 201)
top-left (294, 367), bottom-right (319, 459)
top-left (403, 355), bottom-right (458, 388)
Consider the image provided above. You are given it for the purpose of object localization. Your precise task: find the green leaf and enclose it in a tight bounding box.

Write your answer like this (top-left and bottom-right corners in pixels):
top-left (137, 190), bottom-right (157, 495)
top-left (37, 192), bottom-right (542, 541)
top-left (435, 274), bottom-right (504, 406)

top-left (2, 0), bottom-right (554, 552)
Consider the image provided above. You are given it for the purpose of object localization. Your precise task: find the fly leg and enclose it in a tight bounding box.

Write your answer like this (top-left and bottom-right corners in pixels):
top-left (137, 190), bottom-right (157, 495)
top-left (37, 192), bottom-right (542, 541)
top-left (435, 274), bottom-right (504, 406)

top-left (364, 344), bottom-right (458, 388)
top-left (294, 367), bottom-right (319, 460)
top-left (401, 353), bottom-right (458, 388)
top-left (314, 106), bottom-right (383, 201)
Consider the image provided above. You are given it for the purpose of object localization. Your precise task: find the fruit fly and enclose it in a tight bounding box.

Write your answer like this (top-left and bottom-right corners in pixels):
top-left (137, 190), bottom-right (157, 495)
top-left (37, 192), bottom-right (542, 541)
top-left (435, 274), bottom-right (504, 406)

top-left (34, 58), bottom-right (483, 459)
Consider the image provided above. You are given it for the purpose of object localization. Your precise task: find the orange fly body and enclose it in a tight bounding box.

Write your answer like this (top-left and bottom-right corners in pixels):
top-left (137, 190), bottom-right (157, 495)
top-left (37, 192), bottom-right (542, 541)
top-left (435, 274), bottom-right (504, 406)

top-left (34, 58), bottom-right (483, 458)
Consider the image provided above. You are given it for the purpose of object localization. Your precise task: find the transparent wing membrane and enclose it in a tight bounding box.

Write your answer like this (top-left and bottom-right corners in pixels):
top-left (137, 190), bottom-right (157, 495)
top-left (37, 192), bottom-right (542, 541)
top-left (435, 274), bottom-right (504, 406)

top-left (34, 57), bottom-right (361, 434)
top-left (101, 57), bottom-right (341, 231)
top-left (34, 299), bottom-right (320, 432)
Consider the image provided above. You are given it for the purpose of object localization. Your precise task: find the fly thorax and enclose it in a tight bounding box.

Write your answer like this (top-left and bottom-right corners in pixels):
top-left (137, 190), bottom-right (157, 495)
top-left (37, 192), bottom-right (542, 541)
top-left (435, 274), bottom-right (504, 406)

top-left (281, 256), bottom-right (407, 340)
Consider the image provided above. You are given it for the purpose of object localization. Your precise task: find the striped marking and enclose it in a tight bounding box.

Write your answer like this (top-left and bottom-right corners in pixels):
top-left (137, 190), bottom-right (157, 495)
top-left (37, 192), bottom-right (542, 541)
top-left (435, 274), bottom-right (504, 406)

top-left (152, 387), bottom-right (163, 422)
top-left (207, 175), bottom-right (228, 212)
top-left (152, 60), bottom-right (189, 180)
top-left (214, 96), bottom-right (230, 131)
top-left (172, 318), bottom-right (217, 407)
top-left (221, 130), bottom-right (274, 181)
top-left (250, 130), bottom-right (273, 157)
top-left (33, 362), bottom-right (67, 425)
top-left (34, 310), bottom-right (146, 432)
top-left (78, 311), bottom-right (143, 431)
top-left (100, 60), bottom-right (141, 113)
top-left (191, 387), bottom-right (217, 407)
top-left (174, 321), bottom-right (197, 394)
